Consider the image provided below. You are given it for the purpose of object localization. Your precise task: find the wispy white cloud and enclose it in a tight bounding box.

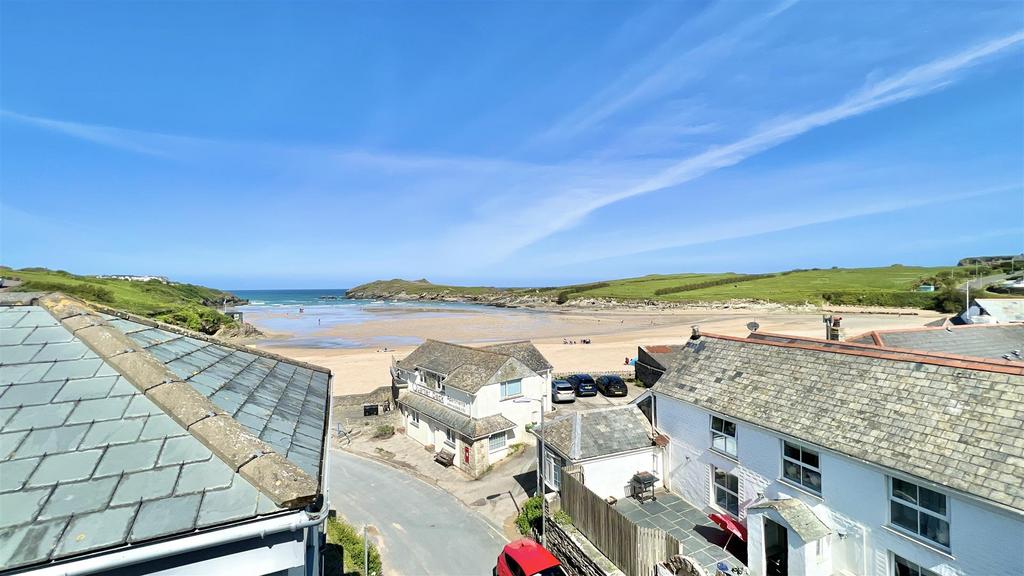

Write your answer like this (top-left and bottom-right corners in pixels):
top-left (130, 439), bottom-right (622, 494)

top-left (441, 30), bottom-right (1024, 267)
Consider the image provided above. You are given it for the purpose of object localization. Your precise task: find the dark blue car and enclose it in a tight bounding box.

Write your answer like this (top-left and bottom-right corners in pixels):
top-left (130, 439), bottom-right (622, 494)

top-left (566, 374), bottom-right (597, 397)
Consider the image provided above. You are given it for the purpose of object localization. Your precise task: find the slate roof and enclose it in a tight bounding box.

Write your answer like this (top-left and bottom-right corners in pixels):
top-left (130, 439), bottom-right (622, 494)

top-left (0, 296), bottom-right (330, 572)
top-left (396, 339), bottom-right (543, 393)
top-left (974, 298), bottom-right (1024, 323)
top-left (535, 405), bottom-right (654, 461)
top-left (749, 498), bottom-right (830, 542)
top-left (481, 341), bottom-right (553, 373)
top-left (640, 345), bottom-right (685, 370)
top-left (398, 391), bottom-right (515, 440)
top-left (847, 324), bottom-right (1024, 361)
top-left (653, 334), bottom-right (1024, 512)
top-left (106, 315), bottom-right (329, 477)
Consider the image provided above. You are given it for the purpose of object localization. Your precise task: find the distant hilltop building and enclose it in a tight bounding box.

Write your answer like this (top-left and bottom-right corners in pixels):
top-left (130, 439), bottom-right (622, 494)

top-left (95, 274), bottom-right (170, 283)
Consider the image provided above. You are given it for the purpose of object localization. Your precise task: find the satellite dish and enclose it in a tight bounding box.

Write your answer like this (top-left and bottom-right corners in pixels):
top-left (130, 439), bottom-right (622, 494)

top-left (746, 321), bottom-right (760, 333)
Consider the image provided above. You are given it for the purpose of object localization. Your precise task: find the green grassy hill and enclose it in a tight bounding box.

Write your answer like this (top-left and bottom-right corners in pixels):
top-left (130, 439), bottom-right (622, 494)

top-left (1, 267), bottom-right (243, 334)
top-left (349, 264), bottom-right (986, 311)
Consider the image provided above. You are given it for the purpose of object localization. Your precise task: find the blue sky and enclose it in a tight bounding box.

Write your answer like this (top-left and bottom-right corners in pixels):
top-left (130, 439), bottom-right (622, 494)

top-left (2, 1), bottom-right (1022, 289)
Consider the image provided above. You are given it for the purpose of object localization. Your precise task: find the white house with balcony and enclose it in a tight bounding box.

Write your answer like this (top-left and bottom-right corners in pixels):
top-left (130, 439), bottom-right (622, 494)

top-left (649, 331), bottom-right (1024, 576)
top-left (394, 339), bottom-right (552, 477)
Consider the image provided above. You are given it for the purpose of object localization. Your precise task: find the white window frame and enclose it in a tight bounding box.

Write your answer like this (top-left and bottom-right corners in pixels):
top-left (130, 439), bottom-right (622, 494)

top-left (710, 415), bottom-right (737, 458)
top-left (489, 431), bottom-right (507, 453)
top-left (444, 427), bottom-right (456, 448)
top-left (781, 440), bottom-right (822, 495)
top-left (712, 466), bottom-right (740, 518)
top-left (500, 379), bottom-right (523, 400)
top-left (891, 552), bottom-right (940, 576)
top-left (888, 477), bottom-right (951, 550)
top-left (544, 450), bottom-right (562, 490)
top-left (409, 410), bottom-right (419, 427)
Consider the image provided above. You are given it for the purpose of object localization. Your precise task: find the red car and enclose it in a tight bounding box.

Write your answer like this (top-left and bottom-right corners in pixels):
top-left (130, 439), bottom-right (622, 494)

top-left (494, 539), bottom-right (565, 576)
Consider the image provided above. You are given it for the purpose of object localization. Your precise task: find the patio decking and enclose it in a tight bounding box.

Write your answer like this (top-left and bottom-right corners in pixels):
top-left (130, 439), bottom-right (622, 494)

top-left (614, 491), bottom-right (746, 575)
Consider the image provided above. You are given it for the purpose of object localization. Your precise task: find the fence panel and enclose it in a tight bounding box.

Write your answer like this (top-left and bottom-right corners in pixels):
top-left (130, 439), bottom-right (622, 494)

top-left (560, 467), bottom-right (678, 576)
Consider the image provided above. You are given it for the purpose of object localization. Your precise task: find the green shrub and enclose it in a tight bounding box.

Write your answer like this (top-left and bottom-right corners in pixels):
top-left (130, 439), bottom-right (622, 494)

top-left (552, 509), bottom-right (572, 526)
top-left (932, 288), bottom-right (966, 313)
top-left (516, 496), bottom-right (544, 535)
top-left (372, 424), bottom-right (394, 439)
top-left (554, 282), bottom-right (611, 304)
top-left (154, 305), bottom-right (233, 335)
top-left (326, 516), bottom-right (382, 576)
top-left (653, 274), bottom-right (775, 296)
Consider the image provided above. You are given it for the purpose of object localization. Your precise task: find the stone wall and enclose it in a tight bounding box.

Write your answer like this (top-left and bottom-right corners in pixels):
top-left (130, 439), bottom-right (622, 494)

top-left (332, 386), bottom-right (400, 429)
top-left (545, 520), bottom-right (624, 576)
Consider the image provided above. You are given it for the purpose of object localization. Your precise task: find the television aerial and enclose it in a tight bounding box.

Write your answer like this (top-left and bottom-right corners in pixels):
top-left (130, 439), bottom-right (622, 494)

top-left (746, 321), bottom-right (760, 333)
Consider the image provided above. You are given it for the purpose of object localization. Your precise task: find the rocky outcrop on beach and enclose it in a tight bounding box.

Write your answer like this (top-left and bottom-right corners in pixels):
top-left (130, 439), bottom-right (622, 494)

top-left (215, 321), bottom-right (264, 340)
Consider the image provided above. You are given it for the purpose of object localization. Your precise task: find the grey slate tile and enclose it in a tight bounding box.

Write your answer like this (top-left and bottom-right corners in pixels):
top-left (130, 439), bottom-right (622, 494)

top-left (0, 431), bottom-right (28, 461)
top-left (0, 380), bottom-right (64, 408)
top-left (5, 403), bottom-right (73, 432)
top-left (94, 440), bottom-right (163, 476)
top-left (111, 467), bottom-right (180, 505)
top-left (22, 325), bottom-right (74, 344)
top-left (54, 505), bottom-right (138, 556)
top-left (130, 494), bottom-right (201, 541)
top-left (52, 375), bottom-right (119, 402)
top-left (39, 476), bottom-right (118, 520)
top-left (0, 327), bottom-right (33, 346)
top-left (0, 344), bottom-right (44, 365)
top-left (197, 478), bottom-right (259, 526)
top-left (41, 357), bottom-right (103, 381)
top-left (28, 450), bottom-right (103, 487)
top-left (12, 309), bottom-right (59, 328)
top-left (0, 311), bottom-right (28, 329)
top-left (139, 413), bottom-right (187, 441)
top-left (0, 487), bottom-right (52, 528)
top-left (123, 394), bottom-right (163, 417)
top-left (0, 518), bottom-right (68, 569)
top-left (0, 408), bottom-right (15, 429)
top-left (15, 423), bottom-right (90, 458)
top-left (157, 435), bottom-right (211, 466)
top-left (31, 341), bottom-right (90, 362)
top-left (0, 457), bottom-right (38, 492)
top-left (66, 395), bottom-right (131, 424)
top-left (175, 457), bottom-right (235, 494)
top-left (79, 418), bottom-right (145, 449)
top-left (106, 376), bottom-right (139, 397)
top-left (0, 362), bottom-right (53, 385)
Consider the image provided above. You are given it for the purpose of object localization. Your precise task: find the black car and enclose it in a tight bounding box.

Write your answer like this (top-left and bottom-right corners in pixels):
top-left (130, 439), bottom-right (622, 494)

top-left (596, 375), bottom-right (628, 397)
top-left (566, 374), bottom-right (597, 397)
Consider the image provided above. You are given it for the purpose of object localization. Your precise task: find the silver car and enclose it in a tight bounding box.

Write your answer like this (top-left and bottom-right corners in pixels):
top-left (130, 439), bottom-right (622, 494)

top-left (551, 379), bottom-right (576, 403)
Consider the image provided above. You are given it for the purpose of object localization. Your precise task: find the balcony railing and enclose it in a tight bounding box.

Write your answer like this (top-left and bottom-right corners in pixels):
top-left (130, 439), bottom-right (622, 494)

top-left (409, 382), bottom-right (471, 415)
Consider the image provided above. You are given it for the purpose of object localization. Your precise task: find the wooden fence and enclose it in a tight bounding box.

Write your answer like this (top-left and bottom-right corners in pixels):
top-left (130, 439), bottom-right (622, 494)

top-left (560, 466), bottom-right (677, 576)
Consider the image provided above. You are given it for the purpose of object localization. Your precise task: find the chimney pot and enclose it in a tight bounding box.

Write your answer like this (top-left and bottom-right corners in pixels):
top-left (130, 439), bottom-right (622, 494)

top-left (690, 326), bottom-right (701, 340)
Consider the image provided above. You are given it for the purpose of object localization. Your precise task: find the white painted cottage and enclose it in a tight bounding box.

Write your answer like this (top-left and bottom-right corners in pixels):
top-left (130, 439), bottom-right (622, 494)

top-left (395, 340), bottom-right (552, 477)
top-left (533, 404), bottom-right (663, 499)
top-left (649, 331), bottom-right (1024, 576)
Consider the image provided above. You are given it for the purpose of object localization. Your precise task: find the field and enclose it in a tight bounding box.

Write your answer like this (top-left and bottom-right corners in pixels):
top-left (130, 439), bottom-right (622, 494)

top-left (1, 267), bottom-right (241, 334)
top-left (350, 265), bottom-right (980, 310)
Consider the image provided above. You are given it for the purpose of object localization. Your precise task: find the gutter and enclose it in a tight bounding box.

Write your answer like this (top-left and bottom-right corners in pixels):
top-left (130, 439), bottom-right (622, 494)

top-left (31, 503), bottom-right (330, 576)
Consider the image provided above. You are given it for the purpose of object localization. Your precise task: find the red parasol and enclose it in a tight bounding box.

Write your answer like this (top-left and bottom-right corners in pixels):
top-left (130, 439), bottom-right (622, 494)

top-left (708, 513), bottom-right (747, 548)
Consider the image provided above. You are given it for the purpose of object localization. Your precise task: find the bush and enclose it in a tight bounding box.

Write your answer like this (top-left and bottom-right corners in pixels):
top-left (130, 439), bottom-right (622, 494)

top-left (516, 496), bottom-right (544, 535)
top-left (552, 509), bottom-right (572, 526)
top-left (820, 290), bottom-right (937, 309)
top-left (932, 288), bottom-right (965, 313)
top-left (326, 516), bottom-right (382, 576)
top-left (653, 274), bottom-right (775, 296)
top-left (372, 424), bottom-right (394, 439)
top-left (554, 282), bottom-right (611, 304)
top-left (154, 305), bottom-right (233, 335)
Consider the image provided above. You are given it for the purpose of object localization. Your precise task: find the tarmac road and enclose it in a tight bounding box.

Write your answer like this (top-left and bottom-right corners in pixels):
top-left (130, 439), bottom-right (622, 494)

top-left (329, 449), bottom-right (507, 576)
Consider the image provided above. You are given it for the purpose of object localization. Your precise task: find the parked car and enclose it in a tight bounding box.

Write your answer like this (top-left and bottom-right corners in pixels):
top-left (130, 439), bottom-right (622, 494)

top-left (565, 374), bottom-right (597, 396)
top-left (494, 539), bottom-right (565, 576)
top-left (596, 375), bottom-right (628, 397)
top-left (551, 379), bottom-right (576, 403)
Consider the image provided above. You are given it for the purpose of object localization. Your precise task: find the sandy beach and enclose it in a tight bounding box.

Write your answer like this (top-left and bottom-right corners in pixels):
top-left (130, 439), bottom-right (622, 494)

top-left (249, 304), bottom-right (948, 396)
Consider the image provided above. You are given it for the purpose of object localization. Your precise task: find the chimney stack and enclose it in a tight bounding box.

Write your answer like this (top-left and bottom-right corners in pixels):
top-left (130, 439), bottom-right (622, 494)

top-left (690, 325), bottom-right (701, 340)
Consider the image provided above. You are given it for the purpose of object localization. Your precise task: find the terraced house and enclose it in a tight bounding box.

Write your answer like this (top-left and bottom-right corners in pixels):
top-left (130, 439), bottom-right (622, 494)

top-left (649, 330), bottom-right (1023, 576)
top-left (0, 293), bottom-right (331, 575)
top-left (394, 339), bottom-right (552, 477)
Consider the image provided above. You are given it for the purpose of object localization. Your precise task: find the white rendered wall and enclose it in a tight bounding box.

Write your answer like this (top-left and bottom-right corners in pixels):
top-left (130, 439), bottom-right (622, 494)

top-left (472, 374), bottom-right (549, 442)
top-left (653, 392), bottom-right (1024, 576)
top-left (580, 449), bottom-right (663, 500)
